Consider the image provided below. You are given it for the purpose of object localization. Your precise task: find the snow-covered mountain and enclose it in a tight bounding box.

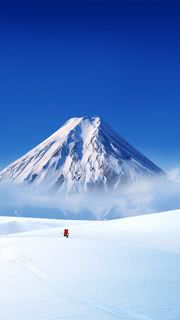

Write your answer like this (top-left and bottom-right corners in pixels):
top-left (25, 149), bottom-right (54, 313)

top-left (0, 116), bottom-right (164, 192)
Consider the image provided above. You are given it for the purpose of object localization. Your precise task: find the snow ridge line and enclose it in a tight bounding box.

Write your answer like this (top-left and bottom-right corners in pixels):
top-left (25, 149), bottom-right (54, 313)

top-left (16, 254), bottom-right (154, 320)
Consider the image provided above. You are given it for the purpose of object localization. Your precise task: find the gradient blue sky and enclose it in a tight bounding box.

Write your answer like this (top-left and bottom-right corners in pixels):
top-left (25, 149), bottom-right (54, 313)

top-left (0, 0), bottom-right (180, 170)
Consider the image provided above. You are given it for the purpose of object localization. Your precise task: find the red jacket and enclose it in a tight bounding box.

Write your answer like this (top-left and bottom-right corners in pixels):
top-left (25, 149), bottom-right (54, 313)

top-left (64, 229), bottom-right (69, 236)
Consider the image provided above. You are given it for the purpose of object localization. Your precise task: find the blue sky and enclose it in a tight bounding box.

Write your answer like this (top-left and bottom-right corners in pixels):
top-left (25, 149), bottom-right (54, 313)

top-left (0, 0), bottom-right (180, 170)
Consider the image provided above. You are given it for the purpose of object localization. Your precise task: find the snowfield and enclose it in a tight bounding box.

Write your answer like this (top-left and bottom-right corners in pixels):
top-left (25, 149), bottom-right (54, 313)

top-left (0, 210), bottom-right (180, 320)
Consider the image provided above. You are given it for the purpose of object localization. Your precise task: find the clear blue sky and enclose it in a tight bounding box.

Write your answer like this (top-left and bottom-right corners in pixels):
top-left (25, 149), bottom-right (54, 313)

top-left (0, 0), bottom-right (180, 170)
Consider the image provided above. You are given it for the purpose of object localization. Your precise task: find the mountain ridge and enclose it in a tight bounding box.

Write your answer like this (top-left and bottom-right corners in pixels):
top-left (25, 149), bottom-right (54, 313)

top-left (0, 116), bottom-right (164, 192)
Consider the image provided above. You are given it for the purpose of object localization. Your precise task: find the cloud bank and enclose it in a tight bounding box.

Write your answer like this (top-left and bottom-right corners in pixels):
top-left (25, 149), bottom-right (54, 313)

top-left (0, 169), bottom-right (180, 219)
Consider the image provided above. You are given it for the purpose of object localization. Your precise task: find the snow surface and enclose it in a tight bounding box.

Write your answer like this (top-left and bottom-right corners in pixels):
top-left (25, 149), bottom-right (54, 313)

top-left (0, 210), bottom-right (180, 320)
top-left (0, 116), bottom-right (164, 192)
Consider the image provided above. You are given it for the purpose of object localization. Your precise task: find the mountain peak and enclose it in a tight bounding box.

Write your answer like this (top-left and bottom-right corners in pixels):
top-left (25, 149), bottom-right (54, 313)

top-left (63, 116), bottom-right (102, 129)
top-left (0, 116), bottom-right (164, 192)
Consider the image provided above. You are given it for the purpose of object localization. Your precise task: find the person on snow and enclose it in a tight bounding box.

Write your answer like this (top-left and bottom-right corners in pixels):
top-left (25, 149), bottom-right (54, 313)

top-left (64, 228), bottom-right (69, 238)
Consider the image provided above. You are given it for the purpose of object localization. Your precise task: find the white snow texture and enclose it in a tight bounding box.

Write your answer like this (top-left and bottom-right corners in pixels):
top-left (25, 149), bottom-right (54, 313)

top-left (0, 210), bottom-right (179, 320)
top-left (0, 116), bottom-right (164, 192)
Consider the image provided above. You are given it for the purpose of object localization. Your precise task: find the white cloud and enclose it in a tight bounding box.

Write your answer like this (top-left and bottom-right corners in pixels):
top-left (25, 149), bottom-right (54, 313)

top-left (1, 169), bottom-right (180, 219)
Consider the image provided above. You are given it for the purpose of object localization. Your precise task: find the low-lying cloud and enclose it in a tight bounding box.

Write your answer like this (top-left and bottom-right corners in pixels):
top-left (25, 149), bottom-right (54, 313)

top-left (1, 169), bottom-right (180, 220)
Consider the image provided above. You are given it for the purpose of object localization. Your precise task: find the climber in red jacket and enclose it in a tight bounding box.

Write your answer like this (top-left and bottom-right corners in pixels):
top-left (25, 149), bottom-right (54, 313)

top-left (64, 228), bottom-right (69, 238)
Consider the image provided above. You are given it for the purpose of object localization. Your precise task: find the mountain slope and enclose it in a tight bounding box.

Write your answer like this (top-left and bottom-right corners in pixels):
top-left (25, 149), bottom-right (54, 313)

top-left (0, 116), bottom-right (164, 192)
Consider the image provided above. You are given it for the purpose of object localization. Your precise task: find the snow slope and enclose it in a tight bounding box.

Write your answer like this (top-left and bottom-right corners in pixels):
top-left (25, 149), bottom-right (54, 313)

top-left (0, 216), bottom-right (87, 235)
top-left (0, 210), bottom-right (180, 320)
top-left (0, 117), bottom-right (164, 192)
